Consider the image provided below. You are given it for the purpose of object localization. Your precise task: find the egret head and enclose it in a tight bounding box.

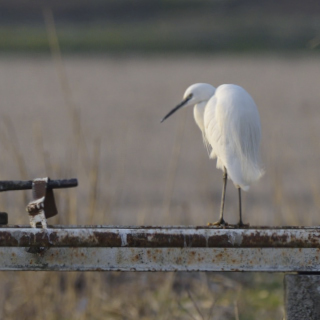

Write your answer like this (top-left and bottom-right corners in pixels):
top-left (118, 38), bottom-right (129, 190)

top-left (161, 83), bottom-right (216, 123)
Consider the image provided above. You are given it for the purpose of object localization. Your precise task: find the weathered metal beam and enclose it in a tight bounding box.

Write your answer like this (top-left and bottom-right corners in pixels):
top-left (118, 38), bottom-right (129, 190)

top-left (0, 226), bottom-right (320, 248)
top-left (0, 226), bottom-right (319, 271)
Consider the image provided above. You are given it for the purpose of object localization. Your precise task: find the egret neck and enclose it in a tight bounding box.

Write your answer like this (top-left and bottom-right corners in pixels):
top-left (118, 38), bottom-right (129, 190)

top-left (193, 101), bottom-right (208, 133)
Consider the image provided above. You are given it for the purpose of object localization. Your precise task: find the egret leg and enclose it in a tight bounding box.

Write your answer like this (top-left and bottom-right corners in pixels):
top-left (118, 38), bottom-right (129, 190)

top-left (208, 167), bottom-right (228, 226)
top-left (237, 188), bottom-right (249, 228)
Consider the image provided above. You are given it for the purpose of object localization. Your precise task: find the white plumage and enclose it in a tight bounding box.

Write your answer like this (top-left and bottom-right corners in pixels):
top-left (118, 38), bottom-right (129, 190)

top-left (161, 83), bottom-right (264, 226)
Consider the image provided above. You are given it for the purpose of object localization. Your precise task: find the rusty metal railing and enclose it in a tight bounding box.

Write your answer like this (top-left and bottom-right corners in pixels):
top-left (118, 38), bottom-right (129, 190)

top-left (0, 226), bottom-right (319, 272)
top-left (0, 226), bottom-right (320, 248)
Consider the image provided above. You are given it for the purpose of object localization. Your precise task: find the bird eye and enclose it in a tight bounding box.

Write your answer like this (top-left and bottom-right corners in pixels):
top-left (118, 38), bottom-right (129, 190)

top-left (188, 93), bottom-right (193, 99)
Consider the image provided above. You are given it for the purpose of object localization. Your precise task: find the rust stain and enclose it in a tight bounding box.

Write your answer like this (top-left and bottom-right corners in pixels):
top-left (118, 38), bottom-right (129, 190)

top-left (176, 257), bottom-right (182, 264)
top-left (133, 254), bottom-right (140, 262)
top-left (216, 253), bottom-right (223, 259)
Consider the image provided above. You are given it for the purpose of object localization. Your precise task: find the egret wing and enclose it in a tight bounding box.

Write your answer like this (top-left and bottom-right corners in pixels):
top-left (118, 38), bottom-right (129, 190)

top-left (204, 84), bottom-right (264, 189)
top-left (203, 96), bottom-right (224, 168)
top-left (202, 133), bottom-right (213, 157)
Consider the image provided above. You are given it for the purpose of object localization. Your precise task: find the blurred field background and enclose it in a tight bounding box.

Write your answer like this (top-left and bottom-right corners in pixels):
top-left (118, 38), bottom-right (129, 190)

top-left (0, 1), bottom-right (320, 319)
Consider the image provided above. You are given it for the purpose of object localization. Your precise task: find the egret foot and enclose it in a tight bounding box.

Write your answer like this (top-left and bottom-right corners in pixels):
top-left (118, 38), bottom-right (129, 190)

top-left (207, 218), bottom-right (228, 227)
top-left (235, 221), bottom-right (250, 228)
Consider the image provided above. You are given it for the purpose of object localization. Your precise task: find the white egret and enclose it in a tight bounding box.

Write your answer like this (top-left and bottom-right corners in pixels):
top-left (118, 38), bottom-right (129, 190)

top-left (161, 83), bottom-right (264, 227)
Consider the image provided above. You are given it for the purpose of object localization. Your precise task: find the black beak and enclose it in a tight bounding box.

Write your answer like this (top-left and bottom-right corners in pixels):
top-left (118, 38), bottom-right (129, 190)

top-left (161, 96), bottom-right (192, 123)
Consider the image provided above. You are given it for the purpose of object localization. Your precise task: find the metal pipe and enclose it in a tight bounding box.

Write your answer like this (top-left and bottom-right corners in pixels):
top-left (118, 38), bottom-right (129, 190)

top-left (0, 179), bottom-right (78, 192)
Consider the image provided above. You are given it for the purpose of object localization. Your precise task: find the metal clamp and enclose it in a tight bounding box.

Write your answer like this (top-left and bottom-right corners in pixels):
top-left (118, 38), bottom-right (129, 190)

top-left (26, 178), bottom-right (58, 229)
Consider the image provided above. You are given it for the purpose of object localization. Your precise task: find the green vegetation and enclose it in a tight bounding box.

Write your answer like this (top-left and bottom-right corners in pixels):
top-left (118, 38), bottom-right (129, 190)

top-left (1, 1), bottom-right (320, 53)
top-left (0, 18), bottom-right (318, 54)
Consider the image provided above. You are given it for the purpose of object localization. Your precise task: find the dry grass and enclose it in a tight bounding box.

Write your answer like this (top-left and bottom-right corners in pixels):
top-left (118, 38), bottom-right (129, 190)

top-left (0, 52), bottom-right (319, 318)
top-left (0, 271), bottom-right (283, 320)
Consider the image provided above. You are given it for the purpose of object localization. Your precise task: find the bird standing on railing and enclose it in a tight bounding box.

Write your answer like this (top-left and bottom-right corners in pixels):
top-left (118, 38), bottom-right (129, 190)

top-left (161, 83), bottom-right (264, 227)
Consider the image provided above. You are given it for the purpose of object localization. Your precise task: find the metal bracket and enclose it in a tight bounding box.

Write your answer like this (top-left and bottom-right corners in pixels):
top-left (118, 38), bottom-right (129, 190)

top-left (25, 178), bottom-right (58, 229)
top-left (0, 178), bottom-right (77, 226)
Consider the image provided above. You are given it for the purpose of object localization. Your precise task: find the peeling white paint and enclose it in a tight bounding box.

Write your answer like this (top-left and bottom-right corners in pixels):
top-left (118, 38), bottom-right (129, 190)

top-left (228, 231), bottom-right (243, 246)
top-left (119, 230), bottom-right (129, 247)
